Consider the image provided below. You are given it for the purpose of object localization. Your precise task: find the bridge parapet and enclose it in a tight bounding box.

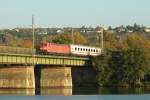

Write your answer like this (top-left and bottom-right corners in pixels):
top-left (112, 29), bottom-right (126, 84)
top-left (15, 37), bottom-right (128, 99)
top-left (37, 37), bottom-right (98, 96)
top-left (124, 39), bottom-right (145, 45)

top-left (0, 53), bottom-right (92, 67)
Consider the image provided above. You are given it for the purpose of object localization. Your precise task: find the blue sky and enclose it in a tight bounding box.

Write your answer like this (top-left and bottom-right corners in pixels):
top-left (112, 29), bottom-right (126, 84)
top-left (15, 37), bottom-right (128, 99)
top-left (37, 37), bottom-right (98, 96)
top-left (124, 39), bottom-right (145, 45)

top-left (0, 0), bottom-right (149, 28)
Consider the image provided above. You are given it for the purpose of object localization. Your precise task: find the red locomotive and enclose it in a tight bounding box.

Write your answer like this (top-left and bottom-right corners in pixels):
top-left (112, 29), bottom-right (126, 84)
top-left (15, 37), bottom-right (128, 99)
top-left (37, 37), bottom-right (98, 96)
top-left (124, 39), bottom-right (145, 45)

top-left (40, 43), bottom-right (70, 54)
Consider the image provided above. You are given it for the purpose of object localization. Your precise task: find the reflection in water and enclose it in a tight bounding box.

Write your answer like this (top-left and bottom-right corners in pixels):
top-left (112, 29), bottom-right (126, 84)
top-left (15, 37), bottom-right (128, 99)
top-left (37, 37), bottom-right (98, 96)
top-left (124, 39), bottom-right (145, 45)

top-left (40, 88), bottom-right (72, 95)
top-left (73, 87), bottom-right (150, 95)
top-left (0, 89), bottom-right (35, 95)
top-left (0, 88), bottom-right (72, 95)
top-left (97, 87), bottom-right (150, 94)
top-left (73, 87), bottom-right (98, 95)
top-left (0, 87), bottom-right (150, 95)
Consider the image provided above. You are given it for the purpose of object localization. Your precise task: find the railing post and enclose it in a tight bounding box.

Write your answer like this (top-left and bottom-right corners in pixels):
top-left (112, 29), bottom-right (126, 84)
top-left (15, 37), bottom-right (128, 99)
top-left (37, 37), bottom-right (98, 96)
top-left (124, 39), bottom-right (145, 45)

top-left (63, 58), bottom-right (65, 67)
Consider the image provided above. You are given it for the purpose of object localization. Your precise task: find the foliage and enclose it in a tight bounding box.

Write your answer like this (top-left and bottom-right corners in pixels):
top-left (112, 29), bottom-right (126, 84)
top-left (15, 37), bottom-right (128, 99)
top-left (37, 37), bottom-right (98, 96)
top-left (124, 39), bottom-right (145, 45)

top-left (52, 32), bottom-right (87, 45)
top-left (122, 48), bottom-right (150, 86)
top-left (73, 32), bottom-right (87, 45)
top-left (93, 50), bottom-right (113, 85)
top-left (93, 33), bottom-right (150, 86)
top-left (126, 23), bottom-right (145, 32)
top-left (52, 33), bottom-right (72, 44)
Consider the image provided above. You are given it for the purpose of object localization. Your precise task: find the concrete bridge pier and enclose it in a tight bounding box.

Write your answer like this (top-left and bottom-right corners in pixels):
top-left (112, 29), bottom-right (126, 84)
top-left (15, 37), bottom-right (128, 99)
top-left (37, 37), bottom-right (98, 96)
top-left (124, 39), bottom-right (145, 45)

top-left (0, 65), bottom-right (35, 88)
top-left (39, 66), bottom-right (72, 88)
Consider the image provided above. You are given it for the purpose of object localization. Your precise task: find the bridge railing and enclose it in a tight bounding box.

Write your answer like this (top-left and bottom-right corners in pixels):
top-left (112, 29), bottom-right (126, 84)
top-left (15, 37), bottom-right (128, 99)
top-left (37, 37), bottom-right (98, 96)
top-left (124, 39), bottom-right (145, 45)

top-left (0, 46), bottom-right (33, 55)
top-left (0, 53), bottom-right (92, 67)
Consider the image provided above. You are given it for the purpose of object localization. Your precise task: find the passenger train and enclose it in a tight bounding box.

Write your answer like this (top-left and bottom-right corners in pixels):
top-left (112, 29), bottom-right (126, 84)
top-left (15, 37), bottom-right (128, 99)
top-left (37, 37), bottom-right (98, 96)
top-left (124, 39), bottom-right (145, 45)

top-left (40, 43), bottom-right (101, 56)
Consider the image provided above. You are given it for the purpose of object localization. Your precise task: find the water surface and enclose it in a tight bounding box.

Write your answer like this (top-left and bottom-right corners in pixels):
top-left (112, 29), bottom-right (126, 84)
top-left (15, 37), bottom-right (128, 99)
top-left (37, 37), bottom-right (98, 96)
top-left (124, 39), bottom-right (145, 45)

top-left (0, 95), bottom-right (150, 100)
top-left (0, 87), bottom-right (150, 100)
top-left (0, 87), bottom-right (150, 95)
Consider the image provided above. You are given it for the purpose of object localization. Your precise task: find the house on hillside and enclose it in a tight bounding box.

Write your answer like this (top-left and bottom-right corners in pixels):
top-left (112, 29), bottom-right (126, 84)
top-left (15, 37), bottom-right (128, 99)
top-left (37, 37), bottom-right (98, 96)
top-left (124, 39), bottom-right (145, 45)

top-left (144, 28), bottom-right (150, 32)
top-left (115, 26), bottom-right (126, 33)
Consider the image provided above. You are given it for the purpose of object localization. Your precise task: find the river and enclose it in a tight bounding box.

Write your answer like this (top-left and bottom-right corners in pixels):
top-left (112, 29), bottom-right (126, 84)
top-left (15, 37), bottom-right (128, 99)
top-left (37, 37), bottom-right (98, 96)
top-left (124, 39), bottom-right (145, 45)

top-left (0, 87), bottom-right (150, 100)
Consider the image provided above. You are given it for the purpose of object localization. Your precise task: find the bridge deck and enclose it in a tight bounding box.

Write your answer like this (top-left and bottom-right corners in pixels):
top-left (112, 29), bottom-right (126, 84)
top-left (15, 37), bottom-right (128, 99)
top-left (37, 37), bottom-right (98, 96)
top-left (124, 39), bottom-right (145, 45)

top-left (0, 53), bottom-right (92, 66)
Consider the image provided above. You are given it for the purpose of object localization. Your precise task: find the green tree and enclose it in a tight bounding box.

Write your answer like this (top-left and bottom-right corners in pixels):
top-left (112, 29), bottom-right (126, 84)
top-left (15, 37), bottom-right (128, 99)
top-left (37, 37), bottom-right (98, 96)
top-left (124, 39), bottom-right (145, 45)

top-left (93, 50), bottom-right (113, 86)
top-left (52, 33), bottom-right (72, 44)
top-left (52, 32), bottom-right (87, 45)
top-left (122, 48), bottom-right (150, 86)
top-left (93, 33), bottom-right (150, 86)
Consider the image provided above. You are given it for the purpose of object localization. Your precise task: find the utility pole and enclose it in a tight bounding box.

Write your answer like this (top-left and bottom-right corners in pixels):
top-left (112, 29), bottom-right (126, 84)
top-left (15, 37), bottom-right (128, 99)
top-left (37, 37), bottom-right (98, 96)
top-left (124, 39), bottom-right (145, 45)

top-left (32, 15), bottom-right (35, 65)
top-left (98, 27), bottom-right (104, 52)
top-left (72, 27), bottom-right (74, 44)
top-left (101, 28), bottom-right (104, 50)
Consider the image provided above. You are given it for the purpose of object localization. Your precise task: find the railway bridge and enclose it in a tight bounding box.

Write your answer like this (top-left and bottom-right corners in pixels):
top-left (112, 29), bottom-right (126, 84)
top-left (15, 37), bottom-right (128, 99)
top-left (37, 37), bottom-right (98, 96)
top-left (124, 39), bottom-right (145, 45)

top-left (0, 53), bottom-right (95, 89)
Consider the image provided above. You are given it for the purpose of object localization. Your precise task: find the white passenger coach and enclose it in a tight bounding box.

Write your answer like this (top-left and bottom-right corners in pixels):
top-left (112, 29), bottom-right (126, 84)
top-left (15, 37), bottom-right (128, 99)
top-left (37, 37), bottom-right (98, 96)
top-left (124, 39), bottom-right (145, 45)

top-left (70, 44), bottom-right (101, 56)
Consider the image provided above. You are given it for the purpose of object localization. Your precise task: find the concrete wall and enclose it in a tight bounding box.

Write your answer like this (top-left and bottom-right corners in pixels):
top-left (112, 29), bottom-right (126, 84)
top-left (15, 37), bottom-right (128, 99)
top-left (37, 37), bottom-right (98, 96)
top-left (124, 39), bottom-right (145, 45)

top-left (40, 67), bottom-right (72, 88)
top-left (0, 66), bottom-right (35, 88)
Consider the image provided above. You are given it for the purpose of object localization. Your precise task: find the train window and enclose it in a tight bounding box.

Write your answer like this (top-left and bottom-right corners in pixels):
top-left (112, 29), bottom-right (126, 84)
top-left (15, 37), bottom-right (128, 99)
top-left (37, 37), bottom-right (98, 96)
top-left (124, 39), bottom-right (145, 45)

top-left (86, 49), bottom-right (88, 51)
top-left (89, 49), bottom-right (90, 52)
top-left (83, 48), bottom-right (85, 51)
top-left (94, 49), bottom-right (95, 52)
top-left (75, 47), bottom-right (77, 51)
top-left (91, 49), bottom-right (93, 52)
top-left (96, 50), bottom-right (98, 52)
top-left (78, 48), bottom-right (80, 51)
top-left (81, 48), bottom-right (82, 51)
